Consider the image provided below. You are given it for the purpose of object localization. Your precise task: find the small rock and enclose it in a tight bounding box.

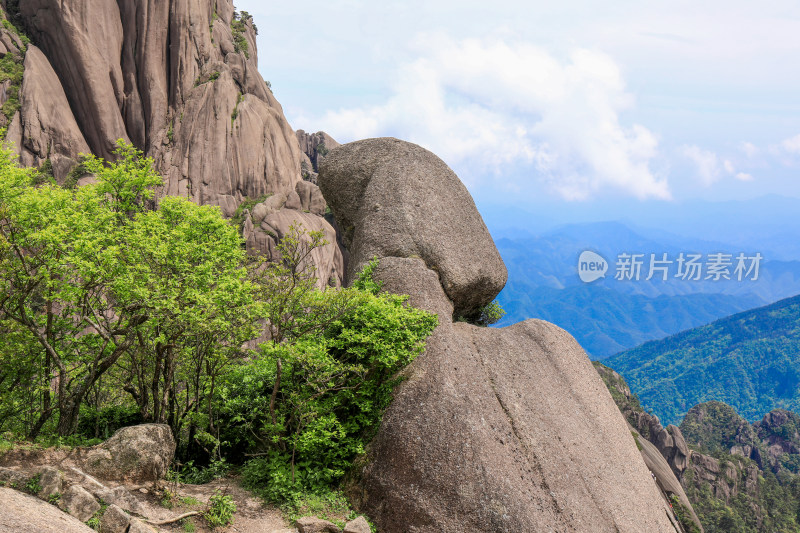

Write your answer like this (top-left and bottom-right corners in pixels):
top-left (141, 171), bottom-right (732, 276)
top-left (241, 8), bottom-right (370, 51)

top-left (296, 517), bottom-right (342, 533)
top-left (127, 517), bottom-right (157, 533)
top-left (59, 484), bottom-right (101, 522)
top-left (99, 504), bottom-right (130, 533)
top-left (138, 488), bottom-right (148, 494)
top-left (343, 516), bottom-right (371, 533)
top-left (96, 486), bottom-right (143, 514)
top-left (36, 466), bottom-right (62, 501)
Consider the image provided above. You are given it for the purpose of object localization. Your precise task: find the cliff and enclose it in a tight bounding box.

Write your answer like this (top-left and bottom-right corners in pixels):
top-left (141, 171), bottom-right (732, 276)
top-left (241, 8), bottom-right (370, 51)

top-left (1, 2), bottom-right (700, 530)
top-left (2, 0), bottom-right (344, 285)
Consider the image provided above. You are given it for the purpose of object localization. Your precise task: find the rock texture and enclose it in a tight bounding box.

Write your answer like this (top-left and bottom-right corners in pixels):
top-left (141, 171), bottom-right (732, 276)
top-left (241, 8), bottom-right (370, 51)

top-left (16, 0), bottom-right (302, 213)
top-left (17, 45), bottom-right (90, 182)
top-left (322, 140), bottom-right (679, 532)
top-left (83, 424), bottom-right (175, 483)
top-left (296, 517), bottom-right (342, 533)
top-left (319, 138), bottom-right (507, 319)
top-left (59, 484), bottom-right (101, 522)
top-left (343, 516), bottom-right (372, 533)
top-left (296, 129), bottom-right (340, 183)
top-left (0, 487), bottom-right (96, 533)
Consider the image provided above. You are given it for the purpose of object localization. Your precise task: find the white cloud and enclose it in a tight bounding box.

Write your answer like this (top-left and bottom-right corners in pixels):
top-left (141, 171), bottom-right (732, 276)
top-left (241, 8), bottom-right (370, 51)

top-left (781, 134), bottom-right (800, 154)
top-left (682, 145), bottom-right (721, 186)
top-left (299, 35), bottom-right (670, 201)
top-left (723, 159), bottom-right (735, 174)
top-left (740, 141), bottom-right (759, 158)
top-left (683, 146), bottom-right (756, 185)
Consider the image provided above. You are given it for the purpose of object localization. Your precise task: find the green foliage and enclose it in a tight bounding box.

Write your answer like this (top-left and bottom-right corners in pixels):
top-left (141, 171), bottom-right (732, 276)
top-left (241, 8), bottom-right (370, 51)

top-left (24, 473), bottom-right (41, 494)
top-left (630, 431), bottom-right (642, 451)
top-left (204, 490), bottom-right (236, 528)
top-left (0, 142), bottom-right (437, 511)
top-left (230, 193), bottom-right (270, 230)
top-left (679, 401), bottom-right (753, 455)
top-left (167, 120), bottom-right (174, 143)
top-left (0, 51), bottom-right (24, 123)
top-left (231, 93), bottom-right (244, 124)
top-left (175, 459), bottom-right (230, 485)
top-left (606, 294), bottom-right (800, 424)
top-left (670, 494), bottom-right (702, 533)
top-left (63, 155), bottom-right (90, 189)
top-left (226, 246), bottom-right (436, 502)
top-left (81, 140), bottom-right (163, 216)
top-left (476, 300), bottom-right (506, 326)
top-left (31, 159), bottom-right (54, 186)
top-left (48, 492), bottom-right (60, 505)
top-left (231, 13), bottom-right (250, 58)
top-left (76, 404), bottom-right (142, 441)
top-left (284, 490), bottom-right (355, 529)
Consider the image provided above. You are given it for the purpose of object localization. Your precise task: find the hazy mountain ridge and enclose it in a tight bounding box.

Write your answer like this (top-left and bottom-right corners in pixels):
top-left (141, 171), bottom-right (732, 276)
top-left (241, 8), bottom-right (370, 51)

top-left (493, 219), bottom-right (800, 357)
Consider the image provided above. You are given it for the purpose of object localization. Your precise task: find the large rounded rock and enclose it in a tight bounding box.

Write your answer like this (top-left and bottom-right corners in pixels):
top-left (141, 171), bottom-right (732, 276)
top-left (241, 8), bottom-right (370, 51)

top-left (0, 487), bottom-right (96, 533)
top-left (348, 316), bottom-right (681, 532)
top-left (83, 424), bottom-right (175, 483)
top-left (318, 138), bottom-right (507, 319)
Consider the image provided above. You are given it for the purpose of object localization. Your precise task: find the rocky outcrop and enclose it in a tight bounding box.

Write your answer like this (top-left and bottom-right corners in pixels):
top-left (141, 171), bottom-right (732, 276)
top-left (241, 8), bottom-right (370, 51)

top-left (296, 129), bottom-right (340, 183)
top-left (17, 45), bottom-right (90, 182)
top-left (632, 425), bottom-right (702, 530)
top-left (0, 487), bottom-right (96, 533)
top-left (8, 1), bottom-right (341, 278)
top-left (59, 484), bottom-right (101, 522)
top-left (241, 188), bottom-right (344, 287)
top-left (323, 139), bottom-right (681, 532)
top-left (319, 138), bottom-right (507, 318)
top-left (595, 362), bottom-right (692, 481)
top-left (17, 0), bottom-right (302, 214)
top-left (83, 424), bottom-right (175, 483)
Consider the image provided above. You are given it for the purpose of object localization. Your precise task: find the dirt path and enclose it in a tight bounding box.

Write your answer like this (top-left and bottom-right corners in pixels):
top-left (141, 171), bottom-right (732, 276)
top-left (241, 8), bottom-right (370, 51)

top-left (141, 477), bottom-right (294, 533)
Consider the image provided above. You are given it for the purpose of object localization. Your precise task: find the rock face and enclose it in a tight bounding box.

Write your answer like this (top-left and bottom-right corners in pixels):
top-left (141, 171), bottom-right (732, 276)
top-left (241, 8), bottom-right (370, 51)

top-left (17, 0), bottom-right (302, 214)
top-left (319, 138), bottom-right (507, 319)
top-left (10, 0), bottom-right (339, 278)
top-left (595, 363), bottom-right (692, 482)
top-left (83, 424), bottom-right (175, 483)
top-left (296, 129), bottom-right (340, 183)
top-left (322, 140), bottom-right (679, 532)
top-left (0, 487), bottom-right (96, 533)
top-left (18, 45), bottom-right (90, 182)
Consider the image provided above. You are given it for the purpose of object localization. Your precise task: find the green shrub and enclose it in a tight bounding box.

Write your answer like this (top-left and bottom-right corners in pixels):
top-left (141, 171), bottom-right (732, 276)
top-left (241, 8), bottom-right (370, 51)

top-left (228, 257), bottom-right (437, 502)
top-left (24, 473), bottom-right (41, 494)
top-left (204, 490), bottom-right (236, 528)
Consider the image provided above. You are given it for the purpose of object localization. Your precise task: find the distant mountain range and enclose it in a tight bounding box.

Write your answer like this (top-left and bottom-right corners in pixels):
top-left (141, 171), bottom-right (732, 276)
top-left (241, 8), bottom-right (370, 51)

top-left (604, 294), bottom-right (800, 425)
top-left (488, 217), bottom-right (800, 358)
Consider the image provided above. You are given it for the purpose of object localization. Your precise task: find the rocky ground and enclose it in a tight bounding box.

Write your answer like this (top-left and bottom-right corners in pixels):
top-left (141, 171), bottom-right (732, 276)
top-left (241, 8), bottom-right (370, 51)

top-left (0, 425), bottom-right (368, 533)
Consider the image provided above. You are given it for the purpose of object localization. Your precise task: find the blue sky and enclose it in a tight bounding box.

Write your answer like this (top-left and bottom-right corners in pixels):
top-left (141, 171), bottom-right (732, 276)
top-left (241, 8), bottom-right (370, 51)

top-left (237, 0), bottom-right (800, 209)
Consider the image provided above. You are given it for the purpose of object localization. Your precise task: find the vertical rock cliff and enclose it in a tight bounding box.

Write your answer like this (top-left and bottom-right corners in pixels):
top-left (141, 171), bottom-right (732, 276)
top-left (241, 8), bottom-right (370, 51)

top-left (5, 0), bottom-right (343, 284)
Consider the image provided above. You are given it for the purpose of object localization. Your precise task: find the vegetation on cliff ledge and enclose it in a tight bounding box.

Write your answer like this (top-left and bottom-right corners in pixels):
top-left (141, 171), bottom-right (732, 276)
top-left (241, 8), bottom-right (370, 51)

top-left (0, 141), bottom-right (437, 504)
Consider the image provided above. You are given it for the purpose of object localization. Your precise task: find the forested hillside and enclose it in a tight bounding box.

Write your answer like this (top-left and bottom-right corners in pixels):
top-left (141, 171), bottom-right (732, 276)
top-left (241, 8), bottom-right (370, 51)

top-left (606, 294), bottom-right (800, 424)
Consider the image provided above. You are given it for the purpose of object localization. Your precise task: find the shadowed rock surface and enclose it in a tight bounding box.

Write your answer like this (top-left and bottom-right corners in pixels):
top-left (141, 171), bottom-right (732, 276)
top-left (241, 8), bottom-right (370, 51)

top-left (319, 138), bottom-right (507, 319)
top-left (322, 139), bottom-right (682, 532)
